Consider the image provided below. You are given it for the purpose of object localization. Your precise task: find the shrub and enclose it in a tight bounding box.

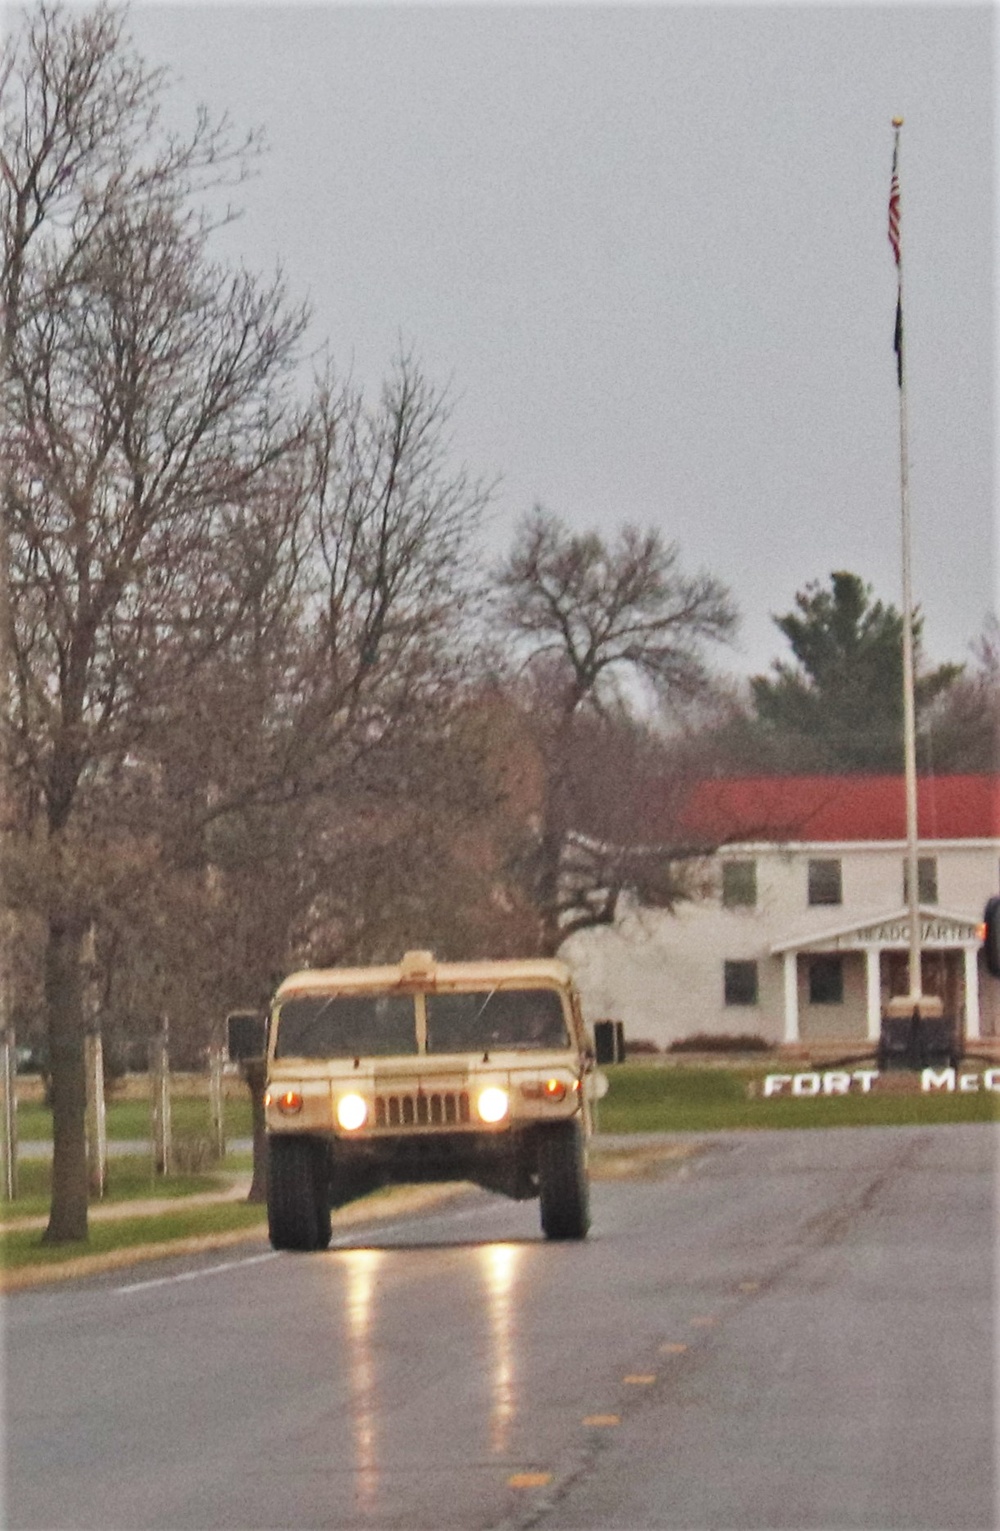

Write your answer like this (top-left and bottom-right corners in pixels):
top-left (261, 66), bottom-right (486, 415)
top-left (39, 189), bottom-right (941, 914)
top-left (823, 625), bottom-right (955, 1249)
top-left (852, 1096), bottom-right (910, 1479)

top-left (668, 1032), bottom-right (771, 1054)
top-left (624, 1038), bottom-right (661, 1055)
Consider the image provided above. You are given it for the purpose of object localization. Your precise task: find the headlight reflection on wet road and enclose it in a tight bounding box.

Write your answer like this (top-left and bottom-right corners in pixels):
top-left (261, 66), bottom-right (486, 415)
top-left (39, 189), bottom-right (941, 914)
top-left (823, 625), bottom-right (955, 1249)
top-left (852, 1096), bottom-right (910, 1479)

top-left (337, 1238), bottom-right (524, 1506)
top-left (342, 1247), bottom-right (382, 1512)
top-left (481, 1242), bottom-right (522, 1454)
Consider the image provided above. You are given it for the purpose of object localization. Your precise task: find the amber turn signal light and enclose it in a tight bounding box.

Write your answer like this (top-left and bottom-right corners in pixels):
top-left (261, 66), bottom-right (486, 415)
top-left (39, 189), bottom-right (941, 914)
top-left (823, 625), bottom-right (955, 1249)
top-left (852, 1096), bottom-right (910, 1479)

top-left (520, 1078), bottom-right (568, 1102)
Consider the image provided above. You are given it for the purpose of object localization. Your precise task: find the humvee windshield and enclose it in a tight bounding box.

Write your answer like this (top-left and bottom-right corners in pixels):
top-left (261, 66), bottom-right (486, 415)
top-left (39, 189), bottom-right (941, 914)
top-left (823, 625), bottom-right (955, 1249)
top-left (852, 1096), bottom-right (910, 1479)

top-left (275, 994), bottom-right (417, 1058)
top-left (426, 989), bottom-right (568, 1052)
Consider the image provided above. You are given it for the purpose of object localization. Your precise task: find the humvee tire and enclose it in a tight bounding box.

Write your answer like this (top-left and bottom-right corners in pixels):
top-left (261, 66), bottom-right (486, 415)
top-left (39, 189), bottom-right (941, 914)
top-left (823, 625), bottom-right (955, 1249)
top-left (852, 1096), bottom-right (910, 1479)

top-left (538, 1120), bottom-right (590, 1241)
top-left (268, 1136), bottom-right (332, 1251)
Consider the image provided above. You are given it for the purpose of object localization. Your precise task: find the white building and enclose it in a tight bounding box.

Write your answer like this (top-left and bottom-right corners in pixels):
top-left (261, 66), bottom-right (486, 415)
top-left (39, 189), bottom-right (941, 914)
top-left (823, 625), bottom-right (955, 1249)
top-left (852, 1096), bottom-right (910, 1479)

top-left (563, 774), bottom-right (1000, 1050)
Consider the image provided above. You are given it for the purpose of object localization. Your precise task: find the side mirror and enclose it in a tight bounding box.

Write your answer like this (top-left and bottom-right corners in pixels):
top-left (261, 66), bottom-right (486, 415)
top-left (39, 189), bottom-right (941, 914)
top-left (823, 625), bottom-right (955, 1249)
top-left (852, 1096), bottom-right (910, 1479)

top-left (982, 896), bottom-right (1000, 979)
top-left (226, 1010), bottom-right (267, 1063)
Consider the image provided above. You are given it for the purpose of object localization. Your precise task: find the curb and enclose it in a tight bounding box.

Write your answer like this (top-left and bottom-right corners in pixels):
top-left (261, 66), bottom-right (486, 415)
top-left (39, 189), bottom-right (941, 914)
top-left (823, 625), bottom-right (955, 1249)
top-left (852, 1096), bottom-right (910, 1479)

top-left (1, 1182), bottom-right (470, 1293)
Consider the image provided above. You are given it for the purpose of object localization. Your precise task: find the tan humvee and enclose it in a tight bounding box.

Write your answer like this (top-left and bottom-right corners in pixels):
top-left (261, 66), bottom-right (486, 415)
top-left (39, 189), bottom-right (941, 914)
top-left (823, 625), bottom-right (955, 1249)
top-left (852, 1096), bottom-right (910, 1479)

top-left (264, 949), bottom-right (599, 1249)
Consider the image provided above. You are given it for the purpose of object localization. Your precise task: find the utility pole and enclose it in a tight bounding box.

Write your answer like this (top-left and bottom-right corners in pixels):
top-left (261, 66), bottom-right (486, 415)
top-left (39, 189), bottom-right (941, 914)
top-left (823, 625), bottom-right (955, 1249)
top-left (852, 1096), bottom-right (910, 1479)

top-left (0, 1024), bottom-right (16, 1200)
top-left (83, 925), bottom-right (107, 1199)
top-left (151, 1017), bottom-right (172, 1177)
top-left (208, 1027), bottom-right (225, 1163)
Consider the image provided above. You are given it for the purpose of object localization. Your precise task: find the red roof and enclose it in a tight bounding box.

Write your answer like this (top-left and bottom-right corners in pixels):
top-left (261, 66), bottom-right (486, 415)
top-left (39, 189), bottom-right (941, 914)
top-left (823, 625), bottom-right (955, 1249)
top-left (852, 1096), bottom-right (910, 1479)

top-left (677, 774), bottom-right (1000, 844)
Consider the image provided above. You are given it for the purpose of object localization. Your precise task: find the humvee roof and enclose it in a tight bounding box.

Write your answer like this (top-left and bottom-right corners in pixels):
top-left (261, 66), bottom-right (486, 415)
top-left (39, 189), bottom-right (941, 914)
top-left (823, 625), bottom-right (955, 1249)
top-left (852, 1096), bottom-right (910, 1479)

top-left (274, 952), bottom-right (576, 999)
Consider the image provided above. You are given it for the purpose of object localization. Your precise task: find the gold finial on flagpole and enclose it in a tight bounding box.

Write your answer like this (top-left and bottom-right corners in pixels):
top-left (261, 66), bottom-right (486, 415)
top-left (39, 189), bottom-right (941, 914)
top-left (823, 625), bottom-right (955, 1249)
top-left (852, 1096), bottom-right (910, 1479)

top-left (892, 116), bottom-right (904, 127)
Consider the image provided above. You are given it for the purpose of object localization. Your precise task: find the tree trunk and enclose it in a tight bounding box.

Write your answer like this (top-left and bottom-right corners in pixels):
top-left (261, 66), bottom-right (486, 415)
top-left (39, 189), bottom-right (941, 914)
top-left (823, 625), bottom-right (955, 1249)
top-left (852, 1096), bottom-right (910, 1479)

top-left (243, 1058), bottom-right (269, 1204)
top-left (536, 712), bottom-right (575, 957)
top-left (537, 820), bottom-right (565, 958)
top-left (42, 915), bottom-right (89, 1243)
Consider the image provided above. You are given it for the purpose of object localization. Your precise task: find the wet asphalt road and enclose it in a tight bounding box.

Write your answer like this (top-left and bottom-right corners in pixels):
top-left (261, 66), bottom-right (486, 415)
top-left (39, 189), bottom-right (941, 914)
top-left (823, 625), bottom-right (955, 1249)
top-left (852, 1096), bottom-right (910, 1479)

top-left (5, 1125), bottom-right (997, 1530)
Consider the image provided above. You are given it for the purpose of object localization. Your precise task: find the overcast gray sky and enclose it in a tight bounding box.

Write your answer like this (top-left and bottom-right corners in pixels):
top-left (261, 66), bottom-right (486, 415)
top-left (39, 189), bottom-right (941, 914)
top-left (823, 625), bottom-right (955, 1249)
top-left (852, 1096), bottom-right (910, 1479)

top-left (125, 1), bottom-right (995, 680)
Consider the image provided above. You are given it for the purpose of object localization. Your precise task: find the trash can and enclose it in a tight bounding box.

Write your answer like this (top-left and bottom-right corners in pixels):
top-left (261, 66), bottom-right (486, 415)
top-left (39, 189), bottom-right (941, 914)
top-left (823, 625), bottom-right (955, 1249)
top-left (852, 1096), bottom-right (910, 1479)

top-left (594, 1020), bottom-right (626, 1064)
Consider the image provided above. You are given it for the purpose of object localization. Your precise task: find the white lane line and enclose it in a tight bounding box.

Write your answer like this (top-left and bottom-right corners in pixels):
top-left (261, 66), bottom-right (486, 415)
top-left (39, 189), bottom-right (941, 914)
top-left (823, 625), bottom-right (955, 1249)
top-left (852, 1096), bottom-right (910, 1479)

top-left (116, 1197), bottom-right (510, 1292)
top-left (115, 1251), bottom-right (279, 1294)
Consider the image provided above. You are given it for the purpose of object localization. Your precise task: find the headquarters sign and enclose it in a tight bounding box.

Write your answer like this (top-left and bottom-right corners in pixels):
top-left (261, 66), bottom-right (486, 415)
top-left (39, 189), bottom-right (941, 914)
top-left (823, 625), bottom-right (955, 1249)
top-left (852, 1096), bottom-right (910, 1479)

top-left (825, 916), bottom-right (980, 949)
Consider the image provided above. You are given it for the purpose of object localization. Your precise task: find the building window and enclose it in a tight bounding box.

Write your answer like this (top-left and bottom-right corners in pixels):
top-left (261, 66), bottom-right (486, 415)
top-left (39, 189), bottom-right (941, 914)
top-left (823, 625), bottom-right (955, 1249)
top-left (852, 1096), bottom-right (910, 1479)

top-left (724, 960), bottom-right (759, 1006)
top-left (808, 859), bottom-right (842, 906)
top-left (722, 860), bottom-right (757, 908)
top-left (903, 857), bottom-right (938, 904)
top-left (808, 955), bottom-right (844, 1005)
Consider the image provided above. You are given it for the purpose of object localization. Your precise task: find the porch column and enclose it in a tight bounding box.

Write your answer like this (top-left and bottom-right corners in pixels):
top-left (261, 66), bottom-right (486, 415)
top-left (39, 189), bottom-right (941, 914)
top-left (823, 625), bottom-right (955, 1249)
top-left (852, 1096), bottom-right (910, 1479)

top-left (864, 947), bottom-right (882, 1042)
top-left (964, 945), bottom-right (981, 1041)
top-left (782, 951), bottom-right (800, 1044)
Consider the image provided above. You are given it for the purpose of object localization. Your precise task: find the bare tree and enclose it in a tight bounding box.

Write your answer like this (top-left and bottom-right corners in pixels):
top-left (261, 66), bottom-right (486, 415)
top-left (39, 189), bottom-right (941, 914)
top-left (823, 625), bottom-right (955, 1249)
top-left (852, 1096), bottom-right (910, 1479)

top-left (2, 3), bottom-right (306, 1241)
top-left (148, 355), bottom-right (495, 1000)
top-left (920, 616), bottom-right (1000, 773)
top-left (495, 507), bottom-right (737, 952)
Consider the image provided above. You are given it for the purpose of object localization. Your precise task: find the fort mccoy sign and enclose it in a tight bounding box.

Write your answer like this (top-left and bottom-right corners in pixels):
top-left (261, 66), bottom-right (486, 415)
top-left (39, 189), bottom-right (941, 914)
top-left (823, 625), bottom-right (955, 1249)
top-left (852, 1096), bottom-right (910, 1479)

top-left (762, 1068), bottom-right (1000, 1097)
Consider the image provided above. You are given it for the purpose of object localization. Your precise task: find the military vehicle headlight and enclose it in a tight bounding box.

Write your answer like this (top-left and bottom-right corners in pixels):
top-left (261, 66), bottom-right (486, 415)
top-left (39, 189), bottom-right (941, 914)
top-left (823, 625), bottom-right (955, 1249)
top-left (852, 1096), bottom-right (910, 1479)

top-left (274, 1089), bottom-right (303, 1115)
top-left (477, 1086), bottom-right (509, 1123)
top-left (337, 1093), bottom-right (368, 1131)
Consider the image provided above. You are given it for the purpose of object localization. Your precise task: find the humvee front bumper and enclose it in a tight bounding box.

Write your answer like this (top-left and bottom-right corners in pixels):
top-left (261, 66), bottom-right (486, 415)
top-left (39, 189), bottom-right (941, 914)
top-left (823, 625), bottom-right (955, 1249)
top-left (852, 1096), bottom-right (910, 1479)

top-left (265, 1063), bottom-right (586, 1141)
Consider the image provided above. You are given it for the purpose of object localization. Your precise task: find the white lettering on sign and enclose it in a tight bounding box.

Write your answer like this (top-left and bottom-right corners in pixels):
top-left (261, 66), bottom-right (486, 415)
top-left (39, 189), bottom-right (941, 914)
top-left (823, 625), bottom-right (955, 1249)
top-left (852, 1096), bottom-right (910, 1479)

top-left (761, 1068), bottom-right (1000, 1098)
top-left (763, 1071), bottom-right (881, 1096)
top-left (920, 1068), bottom-right (1000, 1093)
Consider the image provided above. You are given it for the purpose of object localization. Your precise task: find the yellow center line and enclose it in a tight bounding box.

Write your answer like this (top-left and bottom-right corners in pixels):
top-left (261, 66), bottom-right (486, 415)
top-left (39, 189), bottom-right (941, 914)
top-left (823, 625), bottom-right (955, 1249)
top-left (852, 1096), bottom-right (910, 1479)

top-left (739, 1281), bottom-right (761, 1293)
top-left (659, 1341), bottom-right (688, 1354)
top-left (508, 1473), bottom-right (552, 1489)
top-left (624, 1374), bottom-right (656, 1385)
top-left (583, 1414), bottom-right (620, 1427)
top-left (690, 1315), bottom-right (718, 1327)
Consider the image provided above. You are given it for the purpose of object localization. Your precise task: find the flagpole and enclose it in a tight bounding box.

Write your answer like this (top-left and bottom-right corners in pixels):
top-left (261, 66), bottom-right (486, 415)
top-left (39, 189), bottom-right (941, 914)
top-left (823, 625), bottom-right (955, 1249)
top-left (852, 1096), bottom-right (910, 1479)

top-left (890, 116), bottom-right (923, 1005)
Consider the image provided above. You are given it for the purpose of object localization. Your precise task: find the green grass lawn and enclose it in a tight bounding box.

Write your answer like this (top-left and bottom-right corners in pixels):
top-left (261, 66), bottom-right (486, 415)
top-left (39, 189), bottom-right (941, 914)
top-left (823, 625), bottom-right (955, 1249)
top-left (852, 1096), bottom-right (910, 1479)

top-left (597, 1064), bottom-right (1000, 1132)
top-left (1, 1201), bottom-right (267, 1271)
top-left (17, 1095), bottom-right (254, 1141)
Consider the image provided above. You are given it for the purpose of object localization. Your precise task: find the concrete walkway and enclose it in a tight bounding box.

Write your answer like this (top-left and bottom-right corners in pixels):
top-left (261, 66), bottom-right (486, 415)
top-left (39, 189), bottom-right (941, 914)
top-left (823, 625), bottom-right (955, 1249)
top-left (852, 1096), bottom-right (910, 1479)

top-left (17, 1137), bottom-right (254, 1159)
top-left (0, 1174), bottom-right (254, 1234)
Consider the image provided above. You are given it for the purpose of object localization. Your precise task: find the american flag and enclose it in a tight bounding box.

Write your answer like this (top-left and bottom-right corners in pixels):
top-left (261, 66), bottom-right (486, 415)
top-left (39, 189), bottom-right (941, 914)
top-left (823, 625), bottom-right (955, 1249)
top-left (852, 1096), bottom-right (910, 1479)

top-left (888, 142), bottom-right (901, 264)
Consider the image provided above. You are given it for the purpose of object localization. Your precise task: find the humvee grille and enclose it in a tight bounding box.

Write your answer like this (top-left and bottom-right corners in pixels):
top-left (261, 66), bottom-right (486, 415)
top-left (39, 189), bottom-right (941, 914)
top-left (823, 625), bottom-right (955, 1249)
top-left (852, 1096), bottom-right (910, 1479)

top-left (374, 1090), bottom-right (471, 1128)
